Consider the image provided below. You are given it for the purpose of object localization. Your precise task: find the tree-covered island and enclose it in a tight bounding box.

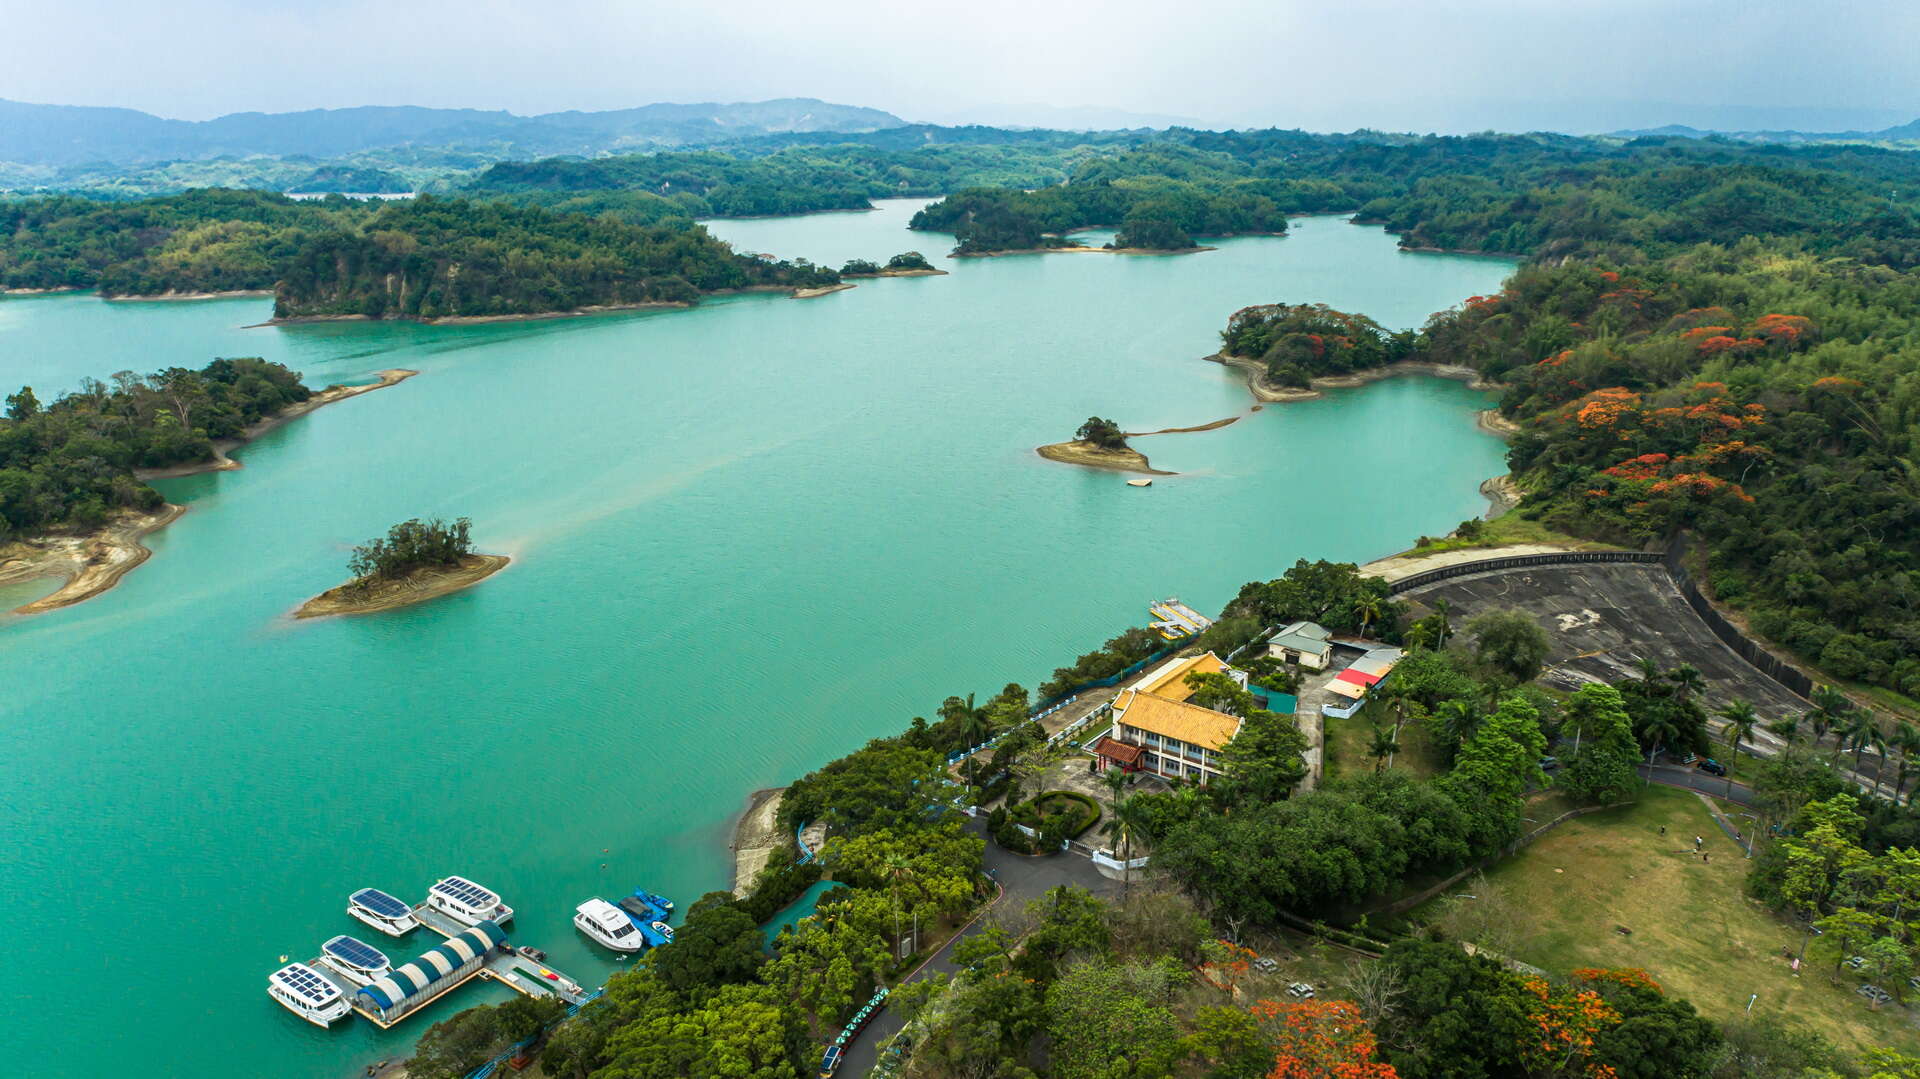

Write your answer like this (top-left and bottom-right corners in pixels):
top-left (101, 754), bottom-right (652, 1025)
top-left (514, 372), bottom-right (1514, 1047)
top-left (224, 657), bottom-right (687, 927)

top-left (295, 516), bottom-right (508, 618)
top-left (1035, 416), bottom-right (1169, 475)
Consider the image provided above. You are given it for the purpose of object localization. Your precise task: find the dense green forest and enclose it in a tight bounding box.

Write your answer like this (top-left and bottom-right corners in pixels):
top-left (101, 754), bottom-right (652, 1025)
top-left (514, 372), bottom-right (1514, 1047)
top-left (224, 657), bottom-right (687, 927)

top-left (1406, 243), bottom-right (1920, 697)
top-left (0, 358), bottom-right (310, 539)
top-left (463, 142), bottom-right (1112, 217)
top-left (0, 189), bottom-right (361, 292)
top-left (271, 195), bottom-right (838, 319)
top-left (910, 132), bottom-right (1920, 259)
top-left (1218, 303), bottom-right (1415, 386)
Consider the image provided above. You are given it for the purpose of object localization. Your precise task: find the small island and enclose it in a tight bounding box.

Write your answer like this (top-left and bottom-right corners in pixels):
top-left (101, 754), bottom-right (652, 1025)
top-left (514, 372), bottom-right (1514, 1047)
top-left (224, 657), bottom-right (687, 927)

top-left (295, 516), bottom-right (508, 618)
top-left (837, 251), bottom-right (949, 278)
top-left (1036, 416), bottom-right (1172, 475)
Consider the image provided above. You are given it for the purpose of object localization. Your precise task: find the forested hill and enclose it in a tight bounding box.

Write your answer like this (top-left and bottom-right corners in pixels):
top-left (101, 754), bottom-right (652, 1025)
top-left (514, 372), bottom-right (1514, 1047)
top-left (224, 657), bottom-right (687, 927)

top-left (270, 196), bottom-right (838, 319)
top-left (1413, 245), bottom-right (1920, 698)
top-left (0, 192), bottom-right (838, 316)
top-left (462, 141), bottom-right (1119, 218)
top-left (910, 133), bottom-right (1920, 262)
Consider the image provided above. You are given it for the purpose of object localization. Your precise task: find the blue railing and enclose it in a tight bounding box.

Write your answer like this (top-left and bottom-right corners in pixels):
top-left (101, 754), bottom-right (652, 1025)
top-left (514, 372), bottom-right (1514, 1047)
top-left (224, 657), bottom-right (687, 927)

top-left (463, 989), bottom-right (605, 1078)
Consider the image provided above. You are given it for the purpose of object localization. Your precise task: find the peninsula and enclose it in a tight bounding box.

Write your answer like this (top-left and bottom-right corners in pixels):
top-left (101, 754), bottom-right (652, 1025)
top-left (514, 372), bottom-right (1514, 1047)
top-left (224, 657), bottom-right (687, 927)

top-left (1, 361), bottom-right (416, 616)
top-left (295, 516), bottom-right (506, 619)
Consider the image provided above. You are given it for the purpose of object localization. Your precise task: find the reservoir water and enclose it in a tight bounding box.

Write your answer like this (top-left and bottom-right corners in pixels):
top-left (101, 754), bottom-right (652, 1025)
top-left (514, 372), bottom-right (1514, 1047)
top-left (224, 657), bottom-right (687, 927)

top-left (0, 204), bottom-right (1513, 1077)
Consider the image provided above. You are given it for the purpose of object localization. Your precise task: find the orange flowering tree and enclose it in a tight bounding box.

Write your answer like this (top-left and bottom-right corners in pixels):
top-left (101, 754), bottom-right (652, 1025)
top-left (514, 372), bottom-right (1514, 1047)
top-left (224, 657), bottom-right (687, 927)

top-left (1516, 974), bottom-right (1622, 1078)
top-left (1250, 998), bottom-right (1400, 1079)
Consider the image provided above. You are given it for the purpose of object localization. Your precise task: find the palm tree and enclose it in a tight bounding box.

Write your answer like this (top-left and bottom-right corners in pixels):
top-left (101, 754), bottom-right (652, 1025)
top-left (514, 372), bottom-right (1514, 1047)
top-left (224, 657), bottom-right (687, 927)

top-left (1430, 598), bottom-right (1454, 647)
top-left (1367, 723), bottom-right (1401, 775)
top-left (1101, 794), bottom-right (1151, 897)
top-left (1353, 594), bottom-right (1385, 640)
top-left (1768, 714), bottom-right (1802, 747)
top-left (1888, 724), bottom-right (1920, 805)
top-left (883, 852), bottom-right (918, 957)
top-left (1808, 686), bottom-right (1853, 747)
top-left (1434, 699), bottom-right (1479, 754)
top-left (1636, 656), bottom-right (1664, 688)
top-left (1666, 664), bottom-right (1704, 704)
top-left (1642, 712), bottom-right (1685, 767)
top-left (949, 693), bottom-right (991, 750)
top-left (1841, 708), bottom-right (1881, 777)
top-left (1719, 701), bottom-right (1758, 797)
top-left (1101, 762), bottom-right (1132, 806)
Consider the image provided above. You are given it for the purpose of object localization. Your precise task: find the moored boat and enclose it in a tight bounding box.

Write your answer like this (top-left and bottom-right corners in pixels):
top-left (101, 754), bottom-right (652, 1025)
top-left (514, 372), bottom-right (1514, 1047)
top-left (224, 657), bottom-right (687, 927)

top-left (574, 899), bottom-right (645, 952)
top-left (426, 875), bottom-right (514, 927)
top-left (268, 962), bottom-right (351, 1028)
top-left (633, 889), bottom-right (674, 917)
top-left (318, 935), bottom-right (393, 987)
top-left (347, 888), bottom-right (419, 938)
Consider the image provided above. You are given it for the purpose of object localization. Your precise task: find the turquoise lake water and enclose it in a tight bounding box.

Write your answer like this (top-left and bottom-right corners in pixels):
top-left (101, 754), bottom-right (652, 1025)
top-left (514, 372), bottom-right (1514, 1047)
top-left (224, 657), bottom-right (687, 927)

top-left (0, 203), bottom-right (1513, 1077)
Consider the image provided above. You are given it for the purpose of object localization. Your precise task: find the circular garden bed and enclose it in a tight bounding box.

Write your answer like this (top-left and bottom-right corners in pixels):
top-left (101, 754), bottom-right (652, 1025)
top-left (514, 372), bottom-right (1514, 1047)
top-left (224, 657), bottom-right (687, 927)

top-left (991, 790), bottom-right (1103, 854)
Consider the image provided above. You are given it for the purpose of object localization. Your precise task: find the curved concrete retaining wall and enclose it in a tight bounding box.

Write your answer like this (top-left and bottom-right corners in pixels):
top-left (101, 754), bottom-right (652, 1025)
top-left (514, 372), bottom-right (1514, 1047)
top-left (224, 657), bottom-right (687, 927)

top-left (1386, 549), bottom-right (1663, 594)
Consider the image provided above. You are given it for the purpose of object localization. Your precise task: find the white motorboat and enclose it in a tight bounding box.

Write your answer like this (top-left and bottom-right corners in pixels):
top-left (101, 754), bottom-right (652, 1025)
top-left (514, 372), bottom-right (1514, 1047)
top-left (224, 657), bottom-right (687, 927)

top-left (427, 875), bottom-right (514, 927)
top-left (574, 898), bottom-right (645, 952)
top-left (268, 962), bottom-right (351, 1028)
top-left (347, 888), bottom-right (419, 938)
top-left (318, 935), bottom-right (393, 987)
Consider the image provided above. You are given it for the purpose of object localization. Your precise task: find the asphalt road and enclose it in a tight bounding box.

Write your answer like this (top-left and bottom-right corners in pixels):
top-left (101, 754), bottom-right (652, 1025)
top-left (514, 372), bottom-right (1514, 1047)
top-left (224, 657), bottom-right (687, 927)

top-left (836, 818), bottom-right (1116, 1077)
top-left (1639, 761), bottom-right (1757, 806)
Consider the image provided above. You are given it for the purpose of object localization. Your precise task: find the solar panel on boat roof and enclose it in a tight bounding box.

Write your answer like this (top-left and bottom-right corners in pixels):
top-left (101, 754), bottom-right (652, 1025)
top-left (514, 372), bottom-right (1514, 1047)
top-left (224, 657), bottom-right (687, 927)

top-left (277, 965), bottom-right (336, 1002)
top-left (324, 936), bottom-right (389, 970)
top-left (435, 877), bottom-right (494, 905)
top-left (353, 888), bottom-right (411, 917)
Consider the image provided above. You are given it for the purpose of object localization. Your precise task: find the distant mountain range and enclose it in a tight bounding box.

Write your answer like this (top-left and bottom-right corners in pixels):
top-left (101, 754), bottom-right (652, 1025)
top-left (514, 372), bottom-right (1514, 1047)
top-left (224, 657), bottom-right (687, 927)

top-left (1613, 118), bottom-right (1920, 144)
top-left (0, 97), bottom-right (907, 166)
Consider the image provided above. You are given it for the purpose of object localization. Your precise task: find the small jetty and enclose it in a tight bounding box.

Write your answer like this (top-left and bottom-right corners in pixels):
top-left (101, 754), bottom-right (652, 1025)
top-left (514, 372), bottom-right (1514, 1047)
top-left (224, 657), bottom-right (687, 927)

top-left (1149, 597), bottom-right (1213, 641)
top-left (1127, 478), bottom-right (1153, 488)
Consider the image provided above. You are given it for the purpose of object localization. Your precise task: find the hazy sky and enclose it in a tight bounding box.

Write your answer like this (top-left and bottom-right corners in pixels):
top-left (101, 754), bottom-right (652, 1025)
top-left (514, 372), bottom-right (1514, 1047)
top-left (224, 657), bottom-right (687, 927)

top-left (6, 0), bottom-right (1917, 133)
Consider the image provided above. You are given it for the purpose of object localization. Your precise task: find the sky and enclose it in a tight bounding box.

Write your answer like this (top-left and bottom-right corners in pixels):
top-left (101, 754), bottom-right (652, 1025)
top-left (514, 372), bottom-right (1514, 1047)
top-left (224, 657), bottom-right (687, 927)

top-left (4, 0), bottom-right (1917, 133)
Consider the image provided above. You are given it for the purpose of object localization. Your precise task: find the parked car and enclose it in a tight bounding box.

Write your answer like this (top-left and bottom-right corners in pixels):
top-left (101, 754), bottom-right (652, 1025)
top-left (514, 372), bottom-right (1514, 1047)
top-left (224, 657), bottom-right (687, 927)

top-left (1538, 756), bottom-right (1560, 771)
top-left (1847, 955), bottom-right (1867, 970)
top-left (1696, 758), bottom-right (1727, 777)
top-left (1858, 984), bottom-right (1893, 1005)
top-left (1287, 982), bottom-right (1316, 999)
top-left (1252, 957), bottom-right (1279, 974)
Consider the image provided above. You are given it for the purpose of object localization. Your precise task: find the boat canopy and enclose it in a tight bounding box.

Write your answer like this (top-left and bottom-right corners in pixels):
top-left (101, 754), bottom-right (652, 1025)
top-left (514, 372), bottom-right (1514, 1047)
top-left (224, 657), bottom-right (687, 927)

top-left (273, 963), bottom-right (341, 1004)
top-left (351, 888), bottom-right (412, 919)
top-left (354, 921), bottom-right (505, 1014)
top-left (431, 876), bottom-right (500, 909)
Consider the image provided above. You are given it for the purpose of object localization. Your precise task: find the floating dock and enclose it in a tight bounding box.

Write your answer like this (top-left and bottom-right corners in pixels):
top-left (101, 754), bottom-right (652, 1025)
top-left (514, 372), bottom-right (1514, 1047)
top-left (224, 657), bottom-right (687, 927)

top-left (416, 905), bottom-right (593, 1007)
top-left (1149, 597), bottom-right (1213, 641)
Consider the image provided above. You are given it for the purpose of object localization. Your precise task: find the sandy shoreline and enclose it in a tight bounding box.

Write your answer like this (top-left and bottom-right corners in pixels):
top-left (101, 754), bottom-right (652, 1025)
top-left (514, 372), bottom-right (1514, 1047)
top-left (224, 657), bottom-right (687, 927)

top-left (105, 289), bottom-right (274, 302)
top-left (1, 504), bottom-right (187, 616)
top-left (793, 283), bottom-right (856, 299)
top-left (1035, 440), bottom-right (1173, 476)
top-left (841, 267), bottom-right (948, 279)
top-left (730, 787), bottom-right (792, 894)
top-left (294, 554), bottom-right (510, 619)
top-left (1205, 353), bottom-right (1499, 404)
top-left (135, 369), bottom-right (418, 480)
top-left (956, 244), bottom-right (1216, 259)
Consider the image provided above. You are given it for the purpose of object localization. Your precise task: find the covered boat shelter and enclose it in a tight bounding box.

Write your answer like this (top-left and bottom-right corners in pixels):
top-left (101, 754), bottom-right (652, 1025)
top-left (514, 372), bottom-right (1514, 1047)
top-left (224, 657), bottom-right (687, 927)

top-left (352, 920), bottom-right (507, 1027)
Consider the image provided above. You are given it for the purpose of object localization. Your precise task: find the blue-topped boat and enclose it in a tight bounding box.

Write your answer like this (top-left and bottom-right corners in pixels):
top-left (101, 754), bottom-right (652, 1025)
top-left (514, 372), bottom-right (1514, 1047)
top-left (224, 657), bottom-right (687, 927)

top-left (633, 889), bottom-right (674, 918)
top-left (614, 894), bottom-right (674, 947)
top-left (319, 934), bottom-right (393, 986)
top-left (347, 888), bottom-right (419, 938)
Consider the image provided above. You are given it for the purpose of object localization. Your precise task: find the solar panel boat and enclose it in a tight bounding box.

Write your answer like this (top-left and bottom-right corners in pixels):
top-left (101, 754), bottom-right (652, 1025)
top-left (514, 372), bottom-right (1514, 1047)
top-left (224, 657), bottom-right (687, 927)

top-left (268, 962), bottom-right (351, 1028)
top-left (347, 888), bottom-right (419, 937)
top-left (318, 935), bottom-right (393, 986)
top-left (426, 875), bottom-right (514, 928)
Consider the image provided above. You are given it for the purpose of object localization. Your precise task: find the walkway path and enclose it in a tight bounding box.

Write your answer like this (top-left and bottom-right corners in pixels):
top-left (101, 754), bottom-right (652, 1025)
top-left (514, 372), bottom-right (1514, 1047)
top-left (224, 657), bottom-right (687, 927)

top-left (837, 818), bottom-right (1117, 1077)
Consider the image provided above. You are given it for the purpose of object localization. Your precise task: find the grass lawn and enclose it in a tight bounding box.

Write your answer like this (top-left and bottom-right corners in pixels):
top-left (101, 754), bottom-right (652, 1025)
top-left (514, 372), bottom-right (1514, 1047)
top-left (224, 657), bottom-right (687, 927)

top-left (1323, 701), bottom-right (1448, 783)
top-left (1428, 785), bottom-right (1918, 1056)
top-left (1390, 510), bottom-right (1615, 559)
